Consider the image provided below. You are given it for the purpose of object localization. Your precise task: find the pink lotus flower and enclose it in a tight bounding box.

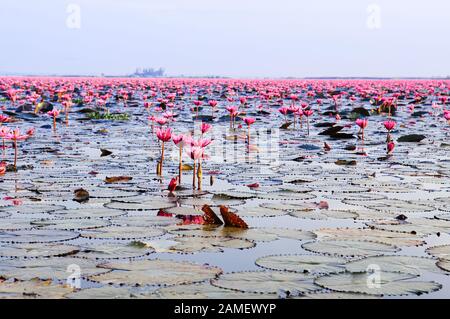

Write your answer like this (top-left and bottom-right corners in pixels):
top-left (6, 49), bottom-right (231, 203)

top-left (226, 106), bottom-right (239, 129)
top-left (26, 127), bottom-right (35, 137)
top-left (383, 120), bottom-right (396, 131)
top-left (201, 123), bottom-right (212, 134)
top-left (209, 100), bottom-right (218, 107)
top-left (303, 110), bottom-right (314, 117)
top-left (6, 128), bottom-right (29, 141)
top-left (0, 126), bottom-right (11, 138)
top-left (356, 118), bottom-right (368, 141)
top-left (5, 128), bottom-right (29, 171)
top-left (387, 141), bottom-right (395, 154)
top-left (172, 133), bottom-right (184, 146)
top-left (444, 111), bottom-right (450, 121)
top-left (194, 138), bottom-right (212, 148)
top-left (163, 111), bottom-right (176, 119)
top-left (156, 127), bottom-right (172, 142)
top-left (355, 118), bottom-right (368, 129)
top-left (47, 108), bottom-right (60, 117)
top-left (244, 117), bottom-right (256, 126)
top-left (0, 115), bottom-right (10, 123)
top-left (189, 146), bottom-right (204, 160)
top-left (155, 127), bottom-right (172, 176)
top-left (278, 107), bottom-right (289, 116)
top-left (155, 117), bottom-right (168, 126)
top-left (168, 177), bottom-right (178, 194)
top-left (239, 97), bottom-right (247, 105)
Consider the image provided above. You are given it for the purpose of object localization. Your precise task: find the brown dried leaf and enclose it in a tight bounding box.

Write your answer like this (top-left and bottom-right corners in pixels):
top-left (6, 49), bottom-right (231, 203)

top-left (201, 205), bottom-right (223, 226)
top-left (219, 205), bottom-right (248, 229)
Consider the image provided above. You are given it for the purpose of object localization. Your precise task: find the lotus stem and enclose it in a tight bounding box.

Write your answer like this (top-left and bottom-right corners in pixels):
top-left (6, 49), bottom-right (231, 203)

top-left (160, 142), bottom-right (165, 176)
top-left (178, 147), bottom-right (183, 184)
top-left (13, 140), bottom-right (17, 171)
top-left (192, 160), bottom-right (196, 189)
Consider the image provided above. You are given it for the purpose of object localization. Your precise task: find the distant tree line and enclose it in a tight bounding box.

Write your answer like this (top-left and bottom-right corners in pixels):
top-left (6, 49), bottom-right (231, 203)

top-left (131, 68), bottom-right (165, 77)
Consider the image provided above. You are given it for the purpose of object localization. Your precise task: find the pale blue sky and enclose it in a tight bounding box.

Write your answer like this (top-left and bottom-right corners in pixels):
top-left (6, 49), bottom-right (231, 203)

top-left (1, 0), bottom-right (449, 77)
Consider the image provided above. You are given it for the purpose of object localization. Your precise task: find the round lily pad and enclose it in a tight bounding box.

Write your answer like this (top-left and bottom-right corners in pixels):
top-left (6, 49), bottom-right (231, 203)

top-left (301, 291), bottom-right (379, 299)
top-left (302, 240), bottom-right (399, 257)
top-left (235, 206), bottom-right (288, 218)
top-left (0, 243), bottom-right (80, 259)
top-left (315, 271), bottom-right (441, 296)
top-left (369, 218), bottom-right (450, 236)
top-left (313, 228), bottom-right (424, 247)
top-left (289, 209), bottom-right (358, 220)
top-left (157, 236), bottom-right (255, 254)
top-left (65, 286), bottom-right (151, 299)
top-left (0, 280), bottom-right (74, 299)
top-left (257, 191), bottom-right (316, 201)
top-left (75, 243), bottom-right (155, 260)
top-left (0, 229), bottom-right (80, 244)
top-left (0, 257), bottom-right (108, 281)
top-left (81, 226), bottom-right (165, 240)
top-left (31, 218), bottom-right (110, 231)
top-left (256, 254), bottom-right (347, 274)
top-left (364, 199), bottom-right (434, 213)
top-left (50, 207), bottom-right (127, 219)
top-left (111, 215), bottom-right (179, 227)
top-left (105, 200), bottom-right (176, 211)
top-left (90, 259), bottom-right (222, 287)
top-left (345, 256), bottom-right (441, 275)
top-left (436, 260), bottom-right (450, 272)
top-left (154, 283), bottom-right (274, 299)
top-left (0, 218), bottom-right (35, 231)
top-left (426, 245), bottom-right (450, 261)
top-left (0, 204), bottom-right (65, 215)
top-left (211, 271), bottom-right (319, 294)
